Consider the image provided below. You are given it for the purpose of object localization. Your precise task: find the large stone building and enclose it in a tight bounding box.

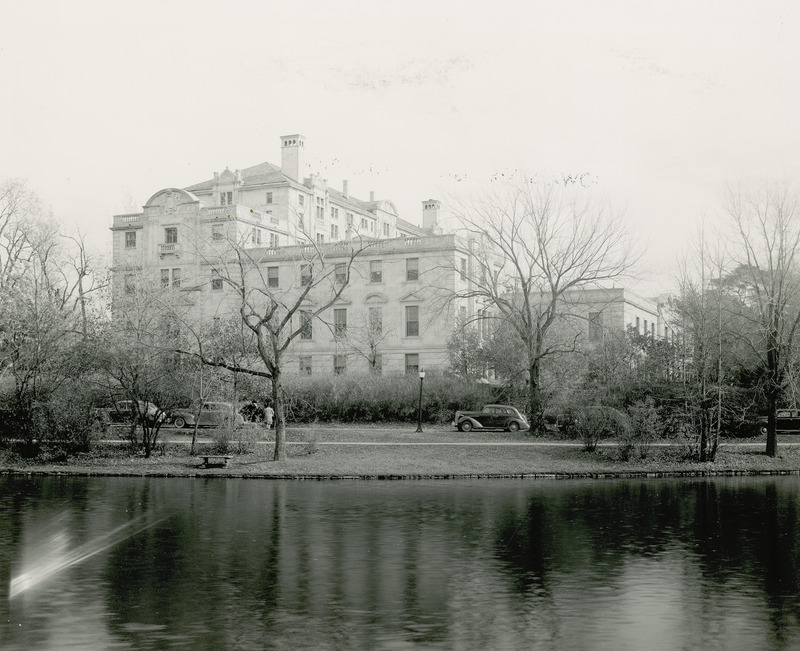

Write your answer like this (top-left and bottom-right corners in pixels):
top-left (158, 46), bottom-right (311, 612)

top-left (110, 135), bottom-right (471, 376)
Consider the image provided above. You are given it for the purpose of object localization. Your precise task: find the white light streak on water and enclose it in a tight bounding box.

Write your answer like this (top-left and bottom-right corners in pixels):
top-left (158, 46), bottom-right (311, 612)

top-left (9, 514), bottom-right (167, 599)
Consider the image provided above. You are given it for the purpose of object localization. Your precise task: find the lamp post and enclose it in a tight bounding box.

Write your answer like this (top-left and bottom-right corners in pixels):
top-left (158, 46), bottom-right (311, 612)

top-left (416, 369), bottom-right (426, 433)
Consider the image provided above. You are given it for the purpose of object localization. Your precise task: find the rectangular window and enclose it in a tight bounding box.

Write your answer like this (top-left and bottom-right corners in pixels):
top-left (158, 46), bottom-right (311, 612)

top-left (334, 308), bottom-right (347, 337)
top-left (334, 354), bottom-right (346, 375)
top-left (161, 268), bottom-right (170, 288)
top-left (406, 258), bottom-right (419, 281)
top-left (266, 192), bottom-right (273, 204)
top-left (589, 311), bottom-right (603, 342)
top-left (369, 306), bottom-right (382, 334)
top-left (300, 356), bottom-right (312, 376)
top-left (369, 220), bottom-right (375, 233)
top-left (316, 197), bottom-right (324, 221)
top-left (346, 213), bottom-right (353, 228)
top-left (211, 270), bottom-right (223, 291)
top-left (301, 264), bottom-right (312, 286)
top-left (406, 305), bottom-right (419, 337)
top-left (220, 191), bottom-right (233, 206)
top-left (270, 233), bottom-right (279, 247)
top-left (370, 260), bottom-right (382, 283)
top-left (300, 311), bottom-right (313, 339)
top-left (334, 263), bottom-right (347, 284)
top-left (360, 217), bottom-right (368, 229)
top-left (212, 224), bottom-right (224, 241)
top-left (383, 223), bottom-right (390, 236)
top-left (460, 258), bottom-right (467, 281)
top-left (330, 224), bottom-right (339, 239)
top-left (125, 231), bottom-right (136, 249)
top-left (165, 227), bottom-right (178, 244)
top-left (331, 207), bottom-right (339, 220)
top-left (405, 353), bottom-right (419, 376)
top-left (298, 194), bottom-right (305, 207)
top-left (171, 268), bottom-right (181, 288)
top-left (252, 228), bottom-right (262, 245)
top-left (316, 233), bottom-right (325, 244)
top-left (267, 266), bottom-right (279, 288)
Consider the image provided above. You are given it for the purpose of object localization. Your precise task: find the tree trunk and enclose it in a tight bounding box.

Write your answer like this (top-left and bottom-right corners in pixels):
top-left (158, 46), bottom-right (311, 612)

top-left (528, 361), bottom-right (543, 434)
top-left (766, 333), bottom-right (779, 458)
top-left (272, 371), bottom-right (286, 461)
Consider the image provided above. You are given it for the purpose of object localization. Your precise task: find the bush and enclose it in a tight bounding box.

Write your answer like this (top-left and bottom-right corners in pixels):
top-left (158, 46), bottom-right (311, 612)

top-left (571, 406), bottom-right (632, 452)
top-left (621, 398), bottom-right (662, 460)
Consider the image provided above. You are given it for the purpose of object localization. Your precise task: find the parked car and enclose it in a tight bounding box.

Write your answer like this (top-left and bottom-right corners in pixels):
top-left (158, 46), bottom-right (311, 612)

top-left (170, 401), bottom-right (244, 428)
top-left (758, 409), bottom-right (800, 435)
top-left (94, 400), bottom-right (165, 426)
top-left (452, 404), bottom-right (529, 432)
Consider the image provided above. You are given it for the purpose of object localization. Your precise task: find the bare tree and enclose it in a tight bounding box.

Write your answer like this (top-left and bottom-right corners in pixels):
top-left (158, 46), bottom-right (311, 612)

top-left (449, 179), bottom-right (637, 432)
top-left (723, 183), bottom-right (800, 457)
top-left (182, 237), bottom-right (374, 461)
top-left (343, 307), bottom-right (394, 374)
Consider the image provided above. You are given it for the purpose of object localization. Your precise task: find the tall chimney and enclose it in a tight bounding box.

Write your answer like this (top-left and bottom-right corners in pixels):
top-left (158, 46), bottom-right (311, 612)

top-left (280, 134), bottom-right (306, 182)
top-left (423, 199), bottom-right (442, 233)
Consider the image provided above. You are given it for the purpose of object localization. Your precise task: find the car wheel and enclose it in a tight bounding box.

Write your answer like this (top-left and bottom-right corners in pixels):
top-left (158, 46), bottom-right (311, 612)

top-left (508, 422), bottom-right (520, 432)
top-left (760, 426), bottom-right (768, 436)
top-left (459, 420), bottom-right (473, 432)
top-left (174, 417), bottom-right (186, 429)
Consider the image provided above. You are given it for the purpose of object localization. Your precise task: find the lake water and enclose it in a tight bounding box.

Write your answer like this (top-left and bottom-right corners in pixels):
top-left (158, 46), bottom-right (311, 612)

top-left (2, 475), bottom-right (800, 650)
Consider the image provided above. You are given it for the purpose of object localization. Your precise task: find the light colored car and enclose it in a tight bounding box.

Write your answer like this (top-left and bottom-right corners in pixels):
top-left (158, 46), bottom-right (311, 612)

top-left (170, 401), bottom-right (244, 428)
top-left (94, 400), bottom-right (165, 426)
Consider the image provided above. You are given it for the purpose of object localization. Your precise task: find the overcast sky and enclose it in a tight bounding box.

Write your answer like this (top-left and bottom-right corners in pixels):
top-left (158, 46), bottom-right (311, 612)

top-left (2, 0), bottom-right (798, 294)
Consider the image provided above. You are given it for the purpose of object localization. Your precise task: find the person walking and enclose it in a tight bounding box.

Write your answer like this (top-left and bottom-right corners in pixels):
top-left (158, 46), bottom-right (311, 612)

top-left (264, 404), bottom-right (275, 430)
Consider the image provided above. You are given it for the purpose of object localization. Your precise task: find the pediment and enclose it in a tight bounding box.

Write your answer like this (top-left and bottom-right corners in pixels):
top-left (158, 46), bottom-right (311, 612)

top-left (400, 291), bottom-right (424, 302)
top-left (364, 292), bottom-right (388, 304)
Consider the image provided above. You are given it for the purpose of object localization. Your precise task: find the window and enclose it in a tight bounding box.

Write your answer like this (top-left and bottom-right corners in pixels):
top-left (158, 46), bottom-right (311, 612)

top-left (360, 217), bottom-right (368, 229)
top-left (405, 353), bottom-right (419, 375)
top-left (589, 311), bottom-right (603, 342)
top-left (460, 258), bottom-right (467, 281)
top-left (124, 274), bottom-right (135, 295)
top-left (370, 260), bottom-right (382, 283)
top-left (298, 194), bottom-right (305, 207)
top-left (383, 223), bottom-right (390, 236)
top-left (220, 191), bottom-right (233, 206)
top-left (334, 354), bottom-right (346, 375)
top-left (300, 311), bottom-right (313, 339)
top-left (371, 354), bottom-right (383, 375)
top-left (301, 264), bottom-right (312, 286)
top-left (370, 220), bottom-right (375, 233)
top-left (331, 207), bottom-right (339, 220)
top-left (171, 268), bottom-right (181, 288)
top-left (211, 270), bottom-right (223, 291)
top-left (330, 224), bottom-right (339, 239)
top-left (316, 197), bottom-right (324, 221)
top-left (267, 267), bottom-right (279, 288)
top-left (212, 224), bottom-right (224, 241)
top-left (334, 263), bottom-right (347, 284)
top-left (252, 228), bottom-right (262, 245)
top-left (125, 231), bottom-right (136, 249)
top-left (266, 192), bottom-right (273, 204)
top-left (346, 213), bottom-right (353, 228)
top-left (165, 227), bottom-right (178, 244)
top-left (459, 305), bottom-right (467, 321)
top-left (406, 305), bottom-right (419, 337)
top-left (161, 268), bottom-right (170, 288)
top-left (406, 258), bottom-right (419, 281)
top-left (269, 233), bottom-right (279, 247)
top-left (316, 233), bottom-right (325, 245)
top-left (369, 306), bottom-right (382, 334)
top-left (334, 308), bottom-right (347, 337)
top-left (300, 356), bottom-right (312, 376)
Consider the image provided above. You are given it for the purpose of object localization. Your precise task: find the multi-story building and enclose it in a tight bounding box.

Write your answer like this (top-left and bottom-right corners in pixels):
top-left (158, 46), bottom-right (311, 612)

top-left (110, 135), bottom-right (470, 376)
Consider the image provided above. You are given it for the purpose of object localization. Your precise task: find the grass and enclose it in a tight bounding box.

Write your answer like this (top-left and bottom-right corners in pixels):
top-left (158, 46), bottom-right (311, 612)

top-left (3, 425), bottom-right (800, 479)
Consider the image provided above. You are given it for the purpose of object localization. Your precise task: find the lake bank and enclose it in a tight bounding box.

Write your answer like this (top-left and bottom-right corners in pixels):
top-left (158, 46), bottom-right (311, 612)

top-left (2, 426), bottom-right (799, 479)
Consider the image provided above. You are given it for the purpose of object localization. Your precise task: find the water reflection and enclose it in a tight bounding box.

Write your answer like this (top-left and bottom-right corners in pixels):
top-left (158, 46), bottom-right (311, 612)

top-left (2, 476), bottom-right (800, 649)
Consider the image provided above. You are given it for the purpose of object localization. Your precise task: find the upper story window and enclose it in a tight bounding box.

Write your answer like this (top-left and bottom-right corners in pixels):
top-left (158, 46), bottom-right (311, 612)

top-left (316, 197), bottom-right (325, 221)
top-left (460, 258), bottom-right (467, 281)
top-left (334, 263), bottom-right (347, 284)
top-left (383, 223), bottom-right (390, 236)
top-left (300, 311), bottom-right (313, 339)
top-left (252, 228), bottom-right (262, 245)
top-left (331, 224), bottom-right (339, 239)
top-left (370, 260), bottom-right (382, 283)
top-left (331, 207), bottom-right (339, 220)
top-left (298, 194), bottom-right (305, 207)
top-left (165, 227), bottom-right (178, 244)
top-left (212, 224), bottom-right (224, 241)
top-left (211, 269), bottom-right (223, 291)
top-left (405, 305), bottom-right (420, 337)
top-left (316, 233), bottom-right (325, 245)
top-left (220, 191), bottom-right (233, 206)
top-left (334, 308), bottom-right (347, 337)
top-left (346, 213), bottom-right (353, 227)
top-left (406, 258), bottom-right (419, 281)
top-left (266, 192), bottom-right (273, 204)
top-left (269, 233), bottom-right (280, 247)
top-left (125, 231), bottom-right (136, 249)
top-left (360, 217), bottom-right (368, 230)
top-left (301, 264), bottom-right (312, 286)
top-left (267, 266), bottom-right (279, 288)
top-left (369, 306), bottom-right (383, 334)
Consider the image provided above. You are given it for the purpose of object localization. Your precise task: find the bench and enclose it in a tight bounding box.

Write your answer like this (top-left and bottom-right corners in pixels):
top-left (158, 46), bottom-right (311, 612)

top-left (199, 455), bottom-right (232, 468)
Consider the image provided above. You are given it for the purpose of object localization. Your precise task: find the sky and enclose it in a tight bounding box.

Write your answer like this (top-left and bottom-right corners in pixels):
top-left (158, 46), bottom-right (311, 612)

top-left (2, 0), bottom-right (799, 295)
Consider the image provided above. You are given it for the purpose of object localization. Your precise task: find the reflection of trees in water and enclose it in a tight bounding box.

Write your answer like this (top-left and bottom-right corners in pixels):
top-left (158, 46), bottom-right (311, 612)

top-left (492, 478), bottom-right (800, 646)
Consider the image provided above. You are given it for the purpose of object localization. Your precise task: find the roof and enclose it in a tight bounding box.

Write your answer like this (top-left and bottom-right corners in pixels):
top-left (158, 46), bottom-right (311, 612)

top-left (183, 161), bottom-right (288, 192)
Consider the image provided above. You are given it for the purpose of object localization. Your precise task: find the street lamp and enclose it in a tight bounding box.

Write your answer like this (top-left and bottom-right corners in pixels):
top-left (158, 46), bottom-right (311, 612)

top-left (416, 368), bottom-right (426, 433)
